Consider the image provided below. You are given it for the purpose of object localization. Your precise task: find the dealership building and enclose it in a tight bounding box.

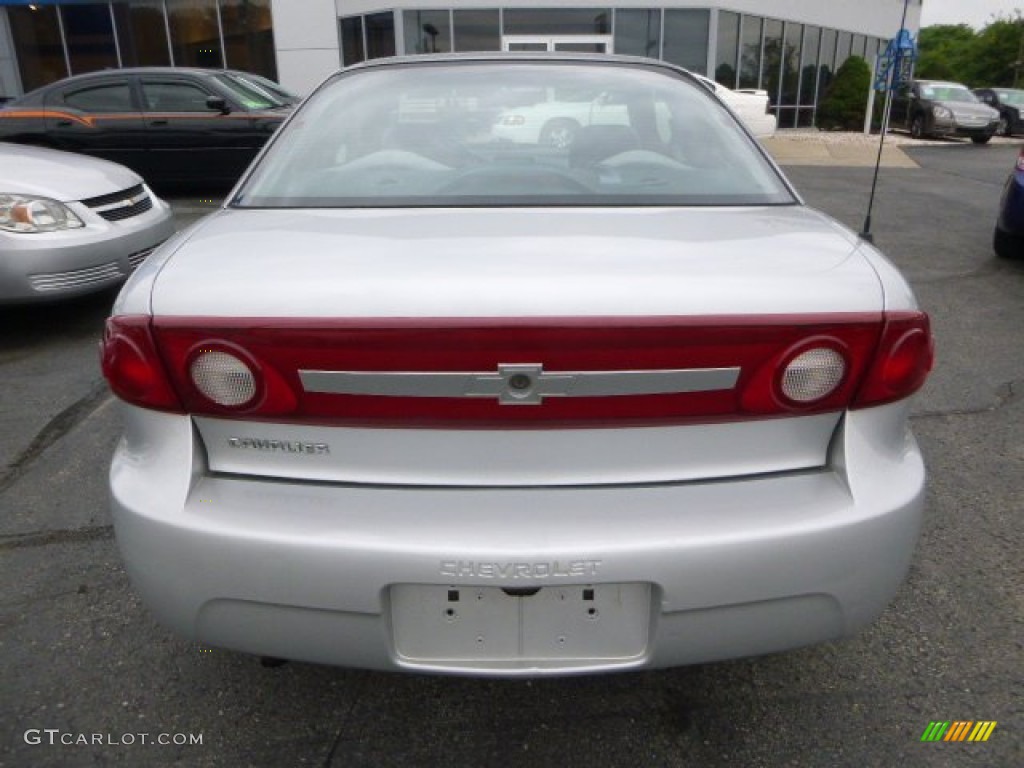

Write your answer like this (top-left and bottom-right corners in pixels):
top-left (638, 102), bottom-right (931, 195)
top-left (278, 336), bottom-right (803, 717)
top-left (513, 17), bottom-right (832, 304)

top-left (0, 0), bottom-right (921, 127)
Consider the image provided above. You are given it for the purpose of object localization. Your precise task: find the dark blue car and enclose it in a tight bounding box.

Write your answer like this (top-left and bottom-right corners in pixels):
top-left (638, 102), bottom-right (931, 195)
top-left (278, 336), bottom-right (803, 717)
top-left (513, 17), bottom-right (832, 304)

top-left (995, 147), bottom-right (1024, 258)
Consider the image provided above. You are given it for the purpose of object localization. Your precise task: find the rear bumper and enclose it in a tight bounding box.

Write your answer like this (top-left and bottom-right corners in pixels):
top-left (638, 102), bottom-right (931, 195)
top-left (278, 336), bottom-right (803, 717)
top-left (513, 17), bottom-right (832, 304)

top-left (110, 402), bottom-right (925, 676)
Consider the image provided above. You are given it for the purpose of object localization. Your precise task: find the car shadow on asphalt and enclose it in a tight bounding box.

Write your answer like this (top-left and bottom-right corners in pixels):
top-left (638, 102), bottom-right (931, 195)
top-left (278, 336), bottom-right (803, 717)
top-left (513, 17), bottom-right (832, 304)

top-left (0, 287), bottom-right (118, 352)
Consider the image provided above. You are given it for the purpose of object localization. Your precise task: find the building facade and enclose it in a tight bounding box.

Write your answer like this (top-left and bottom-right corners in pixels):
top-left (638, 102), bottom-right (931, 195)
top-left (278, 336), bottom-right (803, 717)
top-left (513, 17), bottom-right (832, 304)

top-left (0, 0), bottom-right (922, 128)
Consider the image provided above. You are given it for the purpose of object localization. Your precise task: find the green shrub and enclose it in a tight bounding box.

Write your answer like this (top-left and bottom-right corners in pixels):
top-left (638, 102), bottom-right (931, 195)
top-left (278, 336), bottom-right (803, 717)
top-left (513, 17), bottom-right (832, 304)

top-left (817, 56), bottom-right (872, 130)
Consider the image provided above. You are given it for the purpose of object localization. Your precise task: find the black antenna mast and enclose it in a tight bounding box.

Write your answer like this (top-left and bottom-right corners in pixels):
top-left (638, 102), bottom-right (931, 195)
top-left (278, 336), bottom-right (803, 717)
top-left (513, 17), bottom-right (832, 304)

top-left (861, 0), bottom-right (914, 243)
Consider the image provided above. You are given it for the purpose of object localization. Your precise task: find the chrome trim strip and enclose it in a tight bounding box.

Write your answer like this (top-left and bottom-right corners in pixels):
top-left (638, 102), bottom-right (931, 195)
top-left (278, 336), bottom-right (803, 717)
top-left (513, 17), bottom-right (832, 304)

top-left (300, 365), bottom-right (740, 405)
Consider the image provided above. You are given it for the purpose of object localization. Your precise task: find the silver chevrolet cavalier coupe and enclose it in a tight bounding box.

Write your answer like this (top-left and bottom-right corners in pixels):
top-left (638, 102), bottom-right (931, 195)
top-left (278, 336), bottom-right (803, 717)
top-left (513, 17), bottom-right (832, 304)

top-left (102, 55), bottom-right (933, 676)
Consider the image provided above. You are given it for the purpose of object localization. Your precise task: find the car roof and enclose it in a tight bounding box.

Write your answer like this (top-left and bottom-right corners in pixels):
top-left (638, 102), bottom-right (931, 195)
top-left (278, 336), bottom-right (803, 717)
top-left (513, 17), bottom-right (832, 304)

top-left (337, 52), bottom-right (699, 81)
top-left (320, 53), bottom-right (707, 102)
top-left (915, 79), bottom-right (968, 88)
top-left (21, 67), bottom-right (225, 95)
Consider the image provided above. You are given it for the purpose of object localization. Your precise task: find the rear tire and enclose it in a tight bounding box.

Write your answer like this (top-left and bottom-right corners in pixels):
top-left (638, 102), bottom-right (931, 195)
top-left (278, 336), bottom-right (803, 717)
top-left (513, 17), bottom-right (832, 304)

top-left (994, 227), bottom-right (1024, 259)
top-left (997, 116), bottom-right (1011, 136)
top-left (971, 134), bottom-right (992, 145)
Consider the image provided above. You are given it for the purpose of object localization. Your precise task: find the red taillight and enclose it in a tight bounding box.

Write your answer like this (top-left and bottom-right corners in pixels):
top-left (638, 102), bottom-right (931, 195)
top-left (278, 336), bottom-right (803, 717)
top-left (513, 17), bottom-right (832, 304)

top-left (853, 311), bottom-right (933, 408)
top-left (100, 315), bottom-right (182, 412)
top-left (103, 312), bottom-right (931, 425)
top-left (1016, 148), bottom-right (1024, 172)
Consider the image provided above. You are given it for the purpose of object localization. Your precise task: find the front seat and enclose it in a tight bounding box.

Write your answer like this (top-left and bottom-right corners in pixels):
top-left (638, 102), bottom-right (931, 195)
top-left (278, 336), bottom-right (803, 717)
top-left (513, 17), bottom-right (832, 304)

top-left (568, 125), bottom-right (641, 168)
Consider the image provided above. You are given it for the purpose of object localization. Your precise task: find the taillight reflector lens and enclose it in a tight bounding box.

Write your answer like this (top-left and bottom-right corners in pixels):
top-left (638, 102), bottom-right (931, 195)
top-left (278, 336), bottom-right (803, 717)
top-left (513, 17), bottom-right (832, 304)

top-left (189, 350), bottom-right (257, 407)
top-left (780, 347), bottom-right (846, 403)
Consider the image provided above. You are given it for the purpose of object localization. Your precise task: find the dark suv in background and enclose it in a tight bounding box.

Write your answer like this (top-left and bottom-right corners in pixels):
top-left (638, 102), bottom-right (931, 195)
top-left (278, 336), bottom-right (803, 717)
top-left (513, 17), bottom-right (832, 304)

top-left (973, 87), bottom-right (1024, 137)
top-left (890, 79), bottom-right (999, 143)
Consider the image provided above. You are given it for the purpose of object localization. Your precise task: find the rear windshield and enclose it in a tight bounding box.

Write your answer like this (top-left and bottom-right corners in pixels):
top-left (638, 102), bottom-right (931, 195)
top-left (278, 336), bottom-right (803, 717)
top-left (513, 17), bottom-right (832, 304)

top-left (233, 61), bottom-right (794, 208)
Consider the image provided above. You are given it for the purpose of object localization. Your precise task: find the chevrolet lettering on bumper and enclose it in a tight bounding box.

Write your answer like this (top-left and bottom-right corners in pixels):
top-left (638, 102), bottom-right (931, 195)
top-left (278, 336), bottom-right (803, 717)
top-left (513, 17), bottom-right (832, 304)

top-left (440, 559), bottom-right (603, 579)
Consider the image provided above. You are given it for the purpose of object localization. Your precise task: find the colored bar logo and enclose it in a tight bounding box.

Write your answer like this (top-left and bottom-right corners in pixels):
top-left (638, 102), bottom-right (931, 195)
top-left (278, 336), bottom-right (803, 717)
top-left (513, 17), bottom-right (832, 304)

top-left (921, 721), bottom-right (997, 742)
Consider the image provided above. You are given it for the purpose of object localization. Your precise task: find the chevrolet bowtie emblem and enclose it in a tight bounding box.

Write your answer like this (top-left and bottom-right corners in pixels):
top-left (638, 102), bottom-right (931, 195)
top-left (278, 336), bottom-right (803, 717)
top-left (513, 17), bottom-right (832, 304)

top-left (299, 364), bottom-right (740, 406)
top-left (465, 363), bottom-right (572, 405)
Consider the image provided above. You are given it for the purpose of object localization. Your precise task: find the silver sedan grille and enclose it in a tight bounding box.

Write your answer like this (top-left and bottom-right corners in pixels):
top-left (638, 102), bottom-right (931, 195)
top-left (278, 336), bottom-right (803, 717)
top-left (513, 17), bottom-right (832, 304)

top-left (80, 184), bottom-right (153, 222)
top-left (29, 261), bottom-right (121, 292)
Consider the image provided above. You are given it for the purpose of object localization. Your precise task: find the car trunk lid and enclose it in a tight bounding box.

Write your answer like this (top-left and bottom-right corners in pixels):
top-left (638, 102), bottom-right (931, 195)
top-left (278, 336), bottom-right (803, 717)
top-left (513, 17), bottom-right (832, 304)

top-left (145, 205), bottom-right (885, 486)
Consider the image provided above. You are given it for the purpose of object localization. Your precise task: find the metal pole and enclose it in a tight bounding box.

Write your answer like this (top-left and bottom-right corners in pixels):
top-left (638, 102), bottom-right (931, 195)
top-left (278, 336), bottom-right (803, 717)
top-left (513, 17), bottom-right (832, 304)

top-left (859, 0), bottom-right (911, 243)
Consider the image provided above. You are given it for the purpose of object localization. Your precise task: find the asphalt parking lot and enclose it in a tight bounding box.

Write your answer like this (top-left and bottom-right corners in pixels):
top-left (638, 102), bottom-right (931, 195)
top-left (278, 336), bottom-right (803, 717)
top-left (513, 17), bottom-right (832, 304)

top-left (2, 141), bottom-right (1022, 767)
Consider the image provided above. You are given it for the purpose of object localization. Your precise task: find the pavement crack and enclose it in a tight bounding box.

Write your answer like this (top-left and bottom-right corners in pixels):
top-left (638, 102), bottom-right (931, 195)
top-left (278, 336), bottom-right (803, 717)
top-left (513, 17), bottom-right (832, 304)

top-left (0, 524), bottom-right (114, 552)
top-left (912, 380), bottom-right (1019, 420)
top-left (0, 380), bottom-right (112, 496)
top-left (323, 680), bottom-right (368, 767)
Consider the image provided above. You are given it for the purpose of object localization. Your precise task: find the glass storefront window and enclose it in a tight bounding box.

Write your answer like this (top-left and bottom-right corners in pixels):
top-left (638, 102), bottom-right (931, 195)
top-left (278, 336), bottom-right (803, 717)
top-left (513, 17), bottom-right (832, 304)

top-left (167, 0), bottom-right (223, 68)
top-left (614, 9), bottom-right (660, 59)
top-left (341, 16), bottom-right (365, 66)
top-left (799, 26), bottom-right (820, 107)
top-left (835, 31), bottom-right (852, 70)
top-left (869, 37), bottom-right (885, 61)
top-left (761, 19), bottom-right (782, 97)
top-left (817, 28), bottom-right (837, 101)
top-left (1, 0), bottom-right (890, 118)
top-left (8, 5), bottom-right (67, 92)
top-left (738, 15), bottom-right (762, 90)
top-left (62, 3), bottom-right (118, 75)
top-left (614, 9), bottom-right (661, 59)
top-left (503, 9), bottom-right (610, 36)
top-left (796, 108), bottom-right (815, 128)
top-left (113, 0), bottom-right (171, 67)
top-left (453, 9), bottom-right (500, 51)
top-left (779, 22), bottom-right (801, 109)
top-left (851, 34), bottom-right (866, 60)
top-left (715, 10), bottom-right (740, 87)
top-left (221, 0), bottom-right (277, 80)
top-left (405, 10), bottom-right (452, 55)
top-left (366, 12), bottom-right (396, 59)
top-left (662, 9), bottom-right (709, 74)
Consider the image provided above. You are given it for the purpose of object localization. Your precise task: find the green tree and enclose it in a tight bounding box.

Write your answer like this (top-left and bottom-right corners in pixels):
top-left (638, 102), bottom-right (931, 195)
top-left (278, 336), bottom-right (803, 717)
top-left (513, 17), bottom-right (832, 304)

top-left (916, 24), bottom-right (975, 81)
top-left (915, 14), bottom-right (1024, 86)
top-left (817, 56), bottom-right (872, 130)
top-left (962, 18), bottom-right (1024, 86)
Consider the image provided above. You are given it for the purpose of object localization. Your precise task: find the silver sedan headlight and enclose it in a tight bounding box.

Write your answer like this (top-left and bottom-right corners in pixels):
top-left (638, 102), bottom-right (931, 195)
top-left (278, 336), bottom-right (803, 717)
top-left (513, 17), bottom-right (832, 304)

top-left (0, 193), bottom-right (85, 234)
top-left (932, 105), bottom-right (953, 120)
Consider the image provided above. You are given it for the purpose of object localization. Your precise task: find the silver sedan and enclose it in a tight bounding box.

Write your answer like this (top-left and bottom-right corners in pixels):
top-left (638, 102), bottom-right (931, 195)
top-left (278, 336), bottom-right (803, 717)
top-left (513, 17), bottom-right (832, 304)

top-left (1, 143), bottom-right (175, 303)
top-left (102, 55), bottom-right (933, 677)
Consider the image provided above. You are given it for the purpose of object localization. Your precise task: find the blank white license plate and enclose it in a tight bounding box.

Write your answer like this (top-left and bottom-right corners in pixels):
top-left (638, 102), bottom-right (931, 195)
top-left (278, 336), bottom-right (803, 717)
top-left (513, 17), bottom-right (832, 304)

top-left (390, 583), bottom-right (651, 663)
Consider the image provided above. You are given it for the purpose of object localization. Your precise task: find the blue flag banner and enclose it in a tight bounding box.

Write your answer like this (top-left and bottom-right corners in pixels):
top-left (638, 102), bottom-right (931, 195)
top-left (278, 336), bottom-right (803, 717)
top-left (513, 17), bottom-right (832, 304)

top-left (875, 29), bottom-right (917, 92)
